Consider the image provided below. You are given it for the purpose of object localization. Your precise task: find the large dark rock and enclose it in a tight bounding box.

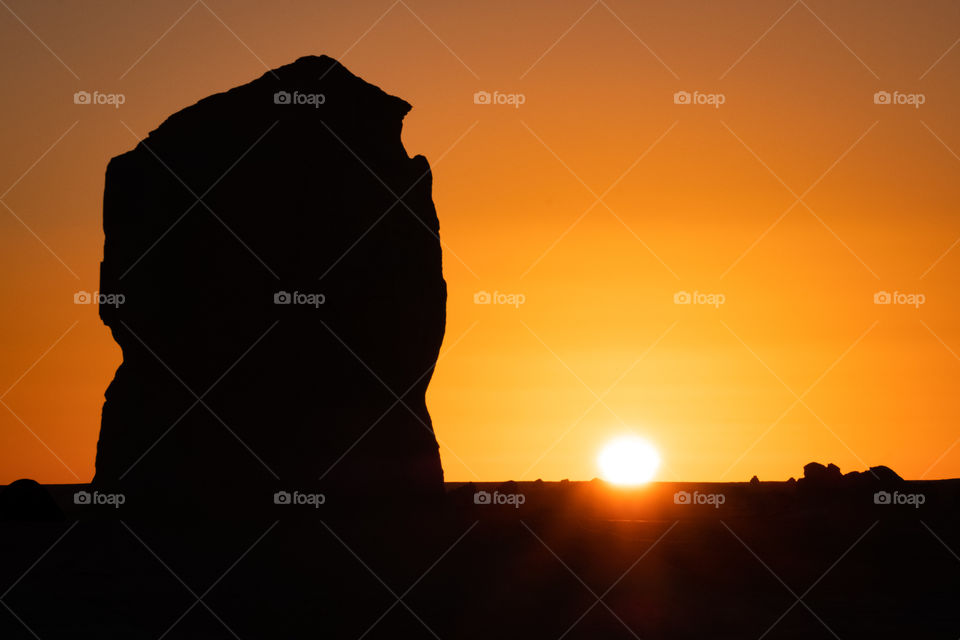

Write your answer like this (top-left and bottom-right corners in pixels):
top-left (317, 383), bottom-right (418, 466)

top-left (799, 462), bottom-right (905, 491)
top-left (799, 462), bottom-right (843, 488)
top-left (867, 465), bottom-right (904, 483)
top-left (93, 56), bottom-right (446, 510)
top-left (0, 479), bottom-right (64, 521)
top-left (844, 464), bottom-right (905, 486)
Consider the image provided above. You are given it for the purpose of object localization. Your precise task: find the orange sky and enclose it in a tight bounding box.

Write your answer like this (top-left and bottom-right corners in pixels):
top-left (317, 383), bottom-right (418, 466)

top-left (2, 0), bottom-right (960, 484)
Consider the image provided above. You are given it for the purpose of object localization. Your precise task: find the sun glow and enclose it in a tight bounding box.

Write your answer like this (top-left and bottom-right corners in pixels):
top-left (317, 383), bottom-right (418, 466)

top-left (598, 436), bottom-right (661, 485)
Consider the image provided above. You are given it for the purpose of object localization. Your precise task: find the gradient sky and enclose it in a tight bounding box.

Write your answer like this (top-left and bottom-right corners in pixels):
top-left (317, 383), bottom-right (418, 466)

top-left (2, 0), bottom-right (960, 484)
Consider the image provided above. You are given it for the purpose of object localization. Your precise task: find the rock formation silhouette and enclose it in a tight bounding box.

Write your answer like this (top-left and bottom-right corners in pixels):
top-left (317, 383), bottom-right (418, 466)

top-left (93, 55), bottom-right (446, 510)
top-left (800, 461), bottom-right (843, 487)
top-left (0, 479), bottom-right (63, 521)
top-left (799, 462), bottom-right (904, 489)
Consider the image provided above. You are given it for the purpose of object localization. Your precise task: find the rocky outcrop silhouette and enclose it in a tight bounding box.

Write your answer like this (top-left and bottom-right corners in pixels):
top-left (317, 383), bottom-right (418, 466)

top-left (93, 56), bottom-right (446, 509)
top-left (0, 479), bottom-right (63, 521)
top-left (800, 461), bottom-right (843, 487)
top-left (843, 464), bottom-right (904, 486)
top-left (798, 462), bottom-right (904, 489)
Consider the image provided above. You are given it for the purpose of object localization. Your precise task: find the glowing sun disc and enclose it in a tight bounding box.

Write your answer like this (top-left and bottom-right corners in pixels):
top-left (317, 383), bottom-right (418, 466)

top-left (598, 436), bottom-right (660, 485)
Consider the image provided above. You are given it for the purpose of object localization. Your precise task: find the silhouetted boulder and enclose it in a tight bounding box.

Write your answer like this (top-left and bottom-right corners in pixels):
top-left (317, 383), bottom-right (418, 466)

top-left (0, 479), bottom-right (64, 521)
top-left (868, 465), bottom-right (903, 483)
top-left (844, 465), bottom-right (905, 486)
top-left (93, 56), bottom-right (446, 510)
top-left (799, 462), bottom-right (843, 488)
top-left (798, 463), bottom-right (904, 492)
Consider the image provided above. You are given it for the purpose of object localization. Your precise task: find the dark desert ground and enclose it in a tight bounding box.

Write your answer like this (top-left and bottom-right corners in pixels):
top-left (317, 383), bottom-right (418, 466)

top-left (2, 473), bottom-right (960, 638)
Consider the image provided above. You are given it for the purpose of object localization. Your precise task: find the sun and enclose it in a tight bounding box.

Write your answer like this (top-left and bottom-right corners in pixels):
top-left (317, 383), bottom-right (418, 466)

top-left (598, 436), bottom-right (661, 485)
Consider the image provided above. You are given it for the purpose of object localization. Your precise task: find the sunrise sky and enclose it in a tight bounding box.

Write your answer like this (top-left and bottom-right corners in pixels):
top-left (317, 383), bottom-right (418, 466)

top-left (2, 0), bottom-right (960, 484)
